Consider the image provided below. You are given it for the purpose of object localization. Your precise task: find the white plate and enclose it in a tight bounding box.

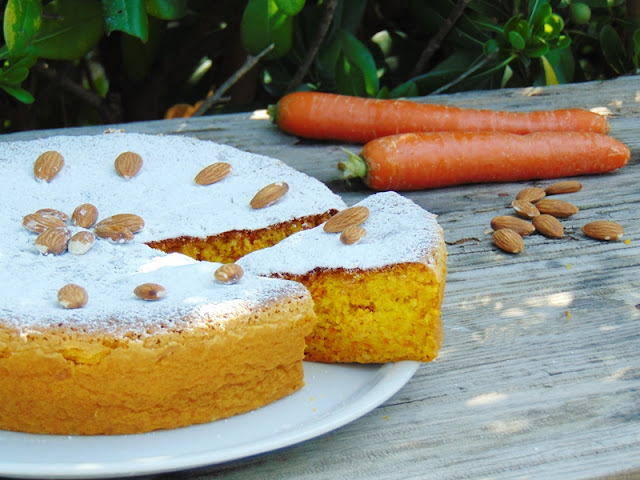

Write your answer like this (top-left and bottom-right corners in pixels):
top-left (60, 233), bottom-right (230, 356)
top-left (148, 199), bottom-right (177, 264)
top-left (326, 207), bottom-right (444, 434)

top-left (0, 361), bottom-right (419, 479)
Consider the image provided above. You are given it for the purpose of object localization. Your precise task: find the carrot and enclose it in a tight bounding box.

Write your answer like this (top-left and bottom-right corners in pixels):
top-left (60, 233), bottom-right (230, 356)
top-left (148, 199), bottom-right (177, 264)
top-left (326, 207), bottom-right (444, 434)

top-left (338, 131), bottom-right (630, 191)
top-left (270, 91), bottom-right (610, 143)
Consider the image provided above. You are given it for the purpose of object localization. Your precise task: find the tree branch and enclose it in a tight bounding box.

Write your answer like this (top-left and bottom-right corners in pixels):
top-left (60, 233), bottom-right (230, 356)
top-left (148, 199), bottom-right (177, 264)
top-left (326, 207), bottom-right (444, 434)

top-left (285, 0), bottom-right (339, 92)
top-left (411, 0), bottom-right (471, 77)
top-left (192, 43), bottom-right (275, 117)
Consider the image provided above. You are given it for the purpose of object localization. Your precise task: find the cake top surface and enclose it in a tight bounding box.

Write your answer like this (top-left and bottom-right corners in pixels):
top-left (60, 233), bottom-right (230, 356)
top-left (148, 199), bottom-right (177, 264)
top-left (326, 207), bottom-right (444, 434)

top-left (238, 191), bottom-right (445, 275)
top-left (1, 132), bottom-right (346, 242)
top-left (1, 132), bottom-right (342, 334)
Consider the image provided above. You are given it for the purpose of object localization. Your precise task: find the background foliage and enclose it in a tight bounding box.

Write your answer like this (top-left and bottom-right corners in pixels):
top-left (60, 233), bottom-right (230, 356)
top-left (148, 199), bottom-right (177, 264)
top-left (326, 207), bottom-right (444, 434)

top-left (1, 0), bottom-right (639, 133)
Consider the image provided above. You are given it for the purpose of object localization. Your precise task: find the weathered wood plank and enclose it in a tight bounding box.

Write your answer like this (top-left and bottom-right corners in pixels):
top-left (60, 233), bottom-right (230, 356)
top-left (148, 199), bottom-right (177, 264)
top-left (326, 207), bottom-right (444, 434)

top-left (1, 75), bottom-right (639, 480)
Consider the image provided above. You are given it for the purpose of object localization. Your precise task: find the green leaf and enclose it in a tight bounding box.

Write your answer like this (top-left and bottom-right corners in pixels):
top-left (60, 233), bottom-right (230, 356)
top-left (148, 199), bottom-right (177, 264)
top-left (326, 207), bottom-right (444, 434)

top-left (338, 30), bottom-right (379, 96)
top-left (530, 3), bottom-right (552, 36)
top-left (483, 38), bottom-right (498, 56)
top-left (540, 55), bottom-right (559, 85)
top-left (120, 16), bottom-right (162, 81)
top-left (102, 0), bottom-right (149, 42)
top-left (389, 80), bottom-right (418, 98)
top-left (508, 30), bottom-right (525, 50)
top-left (241, 0), bottom-right (292, 60)
top-left (600, 24), bottom-right (629, 74)
top-left (144, 0), bottom-right (187, 20)
top-left (0, 66), bottom-right (29, 84)
top-left (632, 28), bottom-right (640, 69)
top-left (32, 0), bottom-right (104, 59)
top-left (273, 0), bottom-right (305, 16)
top-left (524, 36), bottom-right (549, 58)
top-left (542, 46), bottom-right (574, 84)
top-left (500, 64), bottom-right (513, 88)
top-left (3, 0), bottom-right (42, 53)
top-left (333, 0), bottom-right (367, 34)
top-left (1, 83), bottom-right (34, 103)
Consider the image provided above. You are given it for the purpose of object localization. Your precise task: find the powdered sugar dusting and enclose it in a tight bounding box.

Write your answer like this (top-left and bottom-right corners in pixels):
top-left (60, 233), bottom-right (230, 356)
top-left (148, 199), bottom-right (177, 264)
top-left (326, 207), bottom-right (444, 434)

top-left (1, 133), bottom-right (344, 334)
top-left (238, 191), bottom-right (445, 276)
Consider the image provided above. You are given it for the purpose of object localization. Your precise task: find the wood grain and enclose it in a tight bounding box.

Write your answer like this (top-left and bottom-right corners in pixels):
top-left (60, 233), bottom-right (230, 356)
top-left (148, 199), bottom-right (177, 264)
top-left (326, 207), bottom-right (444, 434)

top-left (2, 75), bottom-right (639, 480)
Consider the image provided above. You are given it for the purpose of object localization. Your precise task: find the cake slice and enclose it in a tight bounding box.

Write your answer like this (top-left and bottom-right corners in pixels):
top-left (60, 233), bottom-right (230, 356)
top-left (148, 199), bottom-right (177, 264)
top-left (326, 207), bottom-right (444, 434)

top-left (238, 192), bottom-right (447, 363)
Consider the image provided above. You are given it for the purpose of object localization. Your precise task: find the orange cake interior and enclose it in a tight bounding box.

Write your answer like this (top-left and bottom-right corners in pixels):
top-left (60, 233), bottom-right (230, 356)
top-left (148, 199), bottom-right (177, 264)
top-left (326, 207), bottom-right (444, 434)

top-left (239, 192), bottom-right (447, 364)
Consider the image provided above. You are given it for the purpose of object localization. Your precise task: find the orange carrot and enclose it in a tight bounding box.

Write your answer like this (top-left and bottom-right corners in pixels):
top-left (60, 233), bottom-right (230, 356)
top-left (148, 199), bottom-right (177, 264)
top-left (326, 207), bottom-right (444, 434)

top-left (270, 92), bottom-right (610, 143)
top-left (338, 131), bottom-right (630, 191)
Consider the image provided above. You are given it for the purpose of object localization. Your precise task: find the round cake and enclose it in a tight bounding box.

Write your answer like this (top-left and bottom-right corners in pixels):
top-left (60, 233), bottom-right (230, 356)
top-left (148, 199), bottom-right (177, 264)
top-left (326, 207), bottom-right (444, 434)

top-left (0, 132), bottom-right (346, 435)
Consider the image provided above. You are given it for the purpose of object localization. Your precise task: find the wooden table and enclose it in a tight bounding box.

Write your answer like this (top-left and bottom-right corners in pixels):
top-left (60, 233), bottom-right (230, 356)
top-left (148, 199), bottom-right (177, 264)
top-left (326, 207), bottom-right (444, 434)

top-left (3, 76), bottom-right (639, 480)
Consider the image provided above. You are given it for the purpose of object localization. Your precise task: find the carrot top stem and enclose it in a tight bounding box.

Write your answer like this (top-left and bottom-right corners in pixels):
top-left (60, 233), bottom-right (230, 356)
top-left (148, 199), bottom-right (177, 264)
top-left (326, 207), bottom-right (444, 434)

top-left (338, 148), bottom-right (368, 180)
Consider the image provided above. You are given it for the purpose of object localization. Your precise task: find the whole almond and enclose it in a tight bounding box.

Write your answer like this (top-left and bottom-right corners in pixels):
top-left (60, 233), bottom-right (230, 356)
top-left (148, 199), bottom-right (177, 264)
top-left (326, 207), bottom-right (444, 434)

top-left (581, 220), bottom-right (624, 241)
top-left (115, 151), bottom-right (143, 179)
top-left (340, 225), bottom-right (367, 245)
top-left (511, 199), bottom-right (540, 219)
top-left (532, 214), bottom-right (564, 238)
top-left (71, 203), bottom-right (99, 228)
top-left (96, 213), bottom-right (144, 233)
top-left (22, 213), bottom-right (66, 233)
top-left (34, 150), bottom-right (64, 182)
top-left (536, 199), bottom-right (579, 218)
top-left (68, 231), bottom-right (96, 255)
top-left (36, 208), bottom-right (70, 222)
top-left (214, 263), bottom-right (244, 284)
top-left (492, 228), bottom-right (524, 253)
top-left (544, 180), bottom-right (582, 195)
top-left (194, 162), bottom-right (232, 185)
top-left (57, 284), bottom-right (88, 309)
top-left (250, 182), bottom-right (289, 209)
top-left (490, 215), bottom-right (535, 236)
top-left (94, 224), bottom-right (134, 243)
top-left (324, 206), bottom-right (370, 233)
top-left (134, 283), bottom-right (167, 300)
top-left (35, 227), bottom-right (71, 255)
top-left (515, 186), bottom-right (546, 204)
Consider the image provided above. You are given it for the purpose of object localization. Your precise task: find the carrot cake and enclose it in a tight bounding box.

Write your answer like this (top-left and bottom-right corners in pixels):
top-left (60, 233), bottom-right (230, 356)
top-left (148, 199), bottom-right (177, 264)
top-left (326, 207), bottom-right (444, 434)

top-left (0, 132), bottom-right (346, 435)
top-left (238, 192), bottom-right (447, 363)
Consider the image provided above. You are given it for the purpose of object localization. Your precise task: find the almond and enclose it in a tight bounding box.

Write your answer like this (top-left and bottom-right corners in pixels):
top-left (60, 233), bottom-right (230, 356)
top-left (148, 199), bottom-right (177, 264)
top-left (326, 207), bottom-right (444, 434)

top-left (68, 231), bottom-right (95, 255)
top-left (35, 227), bottom-right (71, 255)
top-left (492, 228), bottom-right (524, 253)
top-left (515, 186), bottom-right (546, 204)
top-left (57, 284), bottom-right (88, 309)
top-left (194, 162), bottom-right (232, 185)
top-left (511, 199), bottom-right (540, 219)
top-left (532, 214), bottom-right (564, 238)
top-left (94, 224), bottom-right (134, 243)
top-left (71, 203), bottom-right (99, 228)
top-left (34, 150), bottom-right (64, 182)
top-left (96, 213), bottom-right (144, 233)
top-left (323, 206), bottom-right (370, 233)
top-left (490, 215), bottom-right (535, 236)
top-left (544, 180), bottom-right (582, 195)
top-left (250, 182), bottom-right (289, 209)
top-left (22, 213), bottom-right (66, 233)
top-left (340, 225), bottom-right (367, 245)
top-left (114, 151), bottom-right (143, 179)
top-left (134, 283), bottom-right (167, 300)
top-left (536, 199), bottom-right (579, 218)
top-left (581, 220), bottom-right (624, 241)
top-left (214, 263), bottom-right (244, 284)
top-left (36, 208), bottom-right (70, 222)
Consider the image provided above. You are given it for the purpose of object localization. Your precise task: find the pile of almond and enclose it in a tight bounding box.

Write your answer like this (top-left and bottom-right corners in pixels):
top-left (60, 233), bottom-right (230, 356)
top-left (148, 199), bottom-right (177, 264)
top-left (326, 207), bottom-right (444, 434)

top-left (491, 180), bottom-right (625, 254)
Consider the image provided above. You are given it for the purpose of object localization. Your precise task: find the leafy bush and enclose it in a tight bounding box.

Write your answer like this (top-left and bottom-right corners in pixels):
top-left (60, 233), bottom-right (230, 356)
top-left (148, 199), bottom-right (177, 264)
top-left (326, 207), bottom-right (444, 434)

top-left (1, 0), bottom-right (638, 132)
